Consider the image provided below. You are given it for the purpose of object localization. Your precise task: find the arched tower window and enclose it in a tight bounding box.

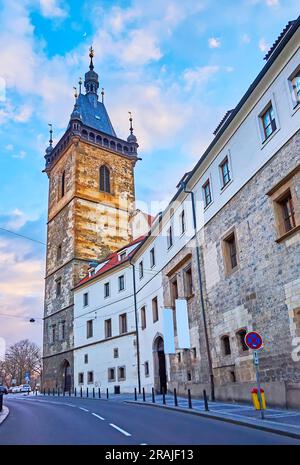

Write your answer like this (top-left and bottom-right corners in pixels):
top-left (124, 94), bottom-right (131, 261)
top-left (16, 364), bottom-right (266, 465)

top-left (99, 165), bottom-right (110, 193)
top-left (61, 171), bottom-right (65, 198)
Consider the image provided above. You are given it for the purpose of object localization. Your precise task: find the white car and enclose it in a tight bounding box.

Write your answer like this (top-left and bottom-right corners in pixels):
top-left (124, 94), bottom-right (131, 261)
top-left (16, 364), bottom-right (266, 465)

top-left (11, 386), bottom-right (22, 393)
top-left (20, 384), bottom-right (31, 393)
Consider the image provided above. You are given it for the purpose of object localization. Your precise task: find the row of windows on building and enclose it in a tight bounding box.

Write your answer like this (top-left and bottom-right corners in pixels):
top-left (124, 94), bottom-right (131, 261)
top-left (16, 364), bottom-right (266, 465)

top-left (220, 329), bottom-right (249, 356)
top-left (77, 361), bottom-right (150, 385)
top-left (86, 312), bottom-right (128, 339)
top-left (200, 68), bottom-right (300, 211)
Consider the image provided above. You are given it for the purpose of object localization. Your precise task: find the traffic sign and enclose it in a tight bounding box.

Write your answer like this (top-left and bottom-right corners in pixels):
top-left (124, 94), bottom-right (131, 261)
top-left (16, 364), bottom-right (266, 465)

top-left (245, 331), bottom-right (263, 350)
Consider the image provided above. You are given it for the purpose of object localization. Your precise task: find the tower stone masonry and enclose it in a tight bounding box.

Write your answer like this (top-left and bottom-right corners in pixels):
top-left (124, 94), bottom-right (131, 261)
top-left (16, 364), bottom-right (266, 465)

top-left (42, 48), bottom-right (139, 390)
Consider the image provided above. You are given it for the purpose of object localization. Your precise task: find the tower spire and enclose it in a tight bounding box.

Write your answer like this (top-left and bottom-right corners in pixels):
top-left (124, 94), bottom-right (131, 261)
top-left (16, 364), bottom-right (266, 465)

top-left (101, 87), bottom-right (104, 103)
top-left (128, 111), bottom-right (133, 135)
top-left (78, 77), bottom-right (82, 94)
top-left (48, 123), bottom-right (53, 147)
top-left (89, 46), bottom-right (94, 70)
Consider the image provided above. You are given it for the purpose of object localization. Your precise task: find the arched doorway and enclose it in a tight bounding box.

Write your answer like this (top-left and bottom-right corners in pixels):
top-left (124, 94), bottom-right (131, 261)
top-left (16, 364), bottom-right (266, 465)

top-left (153, 335), bottom-right (167, 394)
top-left (62, 360), bottom-right (71, 392)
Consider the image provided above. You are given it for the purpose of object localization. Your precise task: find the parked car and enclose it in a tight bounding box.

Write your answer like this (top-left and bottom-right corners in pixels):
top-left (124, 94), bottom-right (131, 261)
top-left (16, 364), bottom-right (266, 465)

top-left (20, 384), bottom-right (31, 393)
top-left (11, 386), bottom-right (22, 393)
top-left (0, 385), bottom-right (8, 395)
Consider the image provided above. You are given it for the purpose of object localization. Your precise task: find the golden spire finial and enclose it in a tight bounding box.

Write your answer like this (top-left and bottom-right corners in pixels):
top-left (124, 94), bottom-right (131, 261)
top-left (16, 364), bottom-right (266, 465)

top-left (89, 46), bottom-right (95, 70)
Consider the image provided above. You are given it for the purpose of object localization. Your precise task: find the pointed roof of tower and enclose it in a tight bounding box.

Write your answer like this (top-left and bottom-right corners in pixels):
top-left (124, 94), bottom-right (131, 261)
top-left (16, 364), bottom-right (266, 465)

top-left (69, 47), bottom-right (116, 137)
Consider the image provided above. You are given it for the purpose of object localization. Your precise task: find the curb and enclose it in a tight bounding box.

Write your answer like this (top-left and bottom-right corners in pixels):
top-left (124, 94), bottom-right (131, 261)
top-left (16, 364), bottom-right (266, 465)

top-left (125, 401), bottom-right (300, 440)
top-left (0, 406), bottom-right (9, 425)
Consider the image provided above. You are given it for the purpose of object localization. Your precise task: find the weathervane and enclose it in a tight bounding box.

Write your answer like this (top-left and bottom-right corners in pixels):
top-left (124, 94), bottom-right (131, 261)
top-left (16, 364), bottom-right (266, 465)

top-left (78, 77), bottom-right (82, 94)
top-left (101, 87), bottom-right (104, 103)
top-left (48, 123), bottom-right (53, 146)
top-left (73, 86), bottom-right (78, 99)
top-left (128, 111), bottom-right (133, 135)
top-left (89, 45), bottom-right (94, 70)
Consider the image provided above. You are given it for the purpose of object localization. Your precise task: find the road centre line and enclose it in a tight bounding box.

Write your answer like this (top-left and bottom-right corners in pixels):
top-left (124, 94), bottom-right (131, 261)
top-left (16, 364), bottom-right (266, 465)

top-left (92, 413), bottom-right (105, 420)
top-left (79, 407), bottom-right (89, 412)
top-left (109, 423), bottom-right (131, 437)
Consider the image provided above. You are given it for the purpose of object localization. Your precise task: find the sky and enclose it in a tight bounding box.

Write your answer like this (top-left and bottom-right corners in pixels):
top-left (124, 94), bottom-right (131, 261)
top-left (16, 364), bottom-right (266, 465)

top-left (0, 0), bottom-right (299, 349)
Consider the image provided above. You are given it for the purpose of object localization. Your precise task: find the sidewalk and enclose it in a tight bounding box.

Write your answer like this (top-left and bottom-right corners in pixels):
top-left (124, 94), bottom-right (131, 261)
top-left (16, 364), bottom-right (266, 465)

top-left (125, 393), bottom-right (300, 439)
top-left (0, 406), bottom-right (9, 425)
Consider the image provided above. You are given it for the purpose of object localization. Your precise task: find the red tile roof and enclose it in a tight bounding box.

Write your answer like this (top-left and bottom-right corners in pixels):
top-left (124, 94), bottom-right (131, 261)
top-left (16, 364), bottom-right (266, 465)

top-left (75, 235), bottom-right (146, 288)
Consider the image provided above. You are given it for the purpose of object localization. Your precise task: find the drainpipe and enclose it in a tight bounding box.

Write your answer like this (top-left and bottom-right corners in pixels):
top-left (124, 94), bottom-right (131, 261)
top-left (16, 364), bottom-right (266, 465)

top-left (180, 182), bottom-right (215, 401)
top-left (130, 260), bottom-right (141, 394)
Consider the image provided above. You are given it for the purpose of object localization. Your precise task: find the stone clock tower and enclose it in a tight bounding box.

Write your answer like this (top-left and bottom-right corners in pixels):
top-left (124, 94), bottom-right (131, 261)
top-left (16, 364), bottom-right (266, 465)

top-left (42, 48), bottom-right (139, 390)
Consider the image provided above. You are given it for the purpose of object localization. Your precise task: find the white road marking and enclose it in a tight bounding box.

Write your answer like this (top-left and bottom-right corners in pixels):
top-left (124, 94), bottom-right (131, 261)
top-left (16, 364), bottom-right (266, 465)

top-left (92, 413), bottom-right (105, 420)
top-left (64, 403), bottom-right (76, 407)
top-left (109, 423), bottom-right (131, 437)
top-left (79, 407), bottom-right (89, 412)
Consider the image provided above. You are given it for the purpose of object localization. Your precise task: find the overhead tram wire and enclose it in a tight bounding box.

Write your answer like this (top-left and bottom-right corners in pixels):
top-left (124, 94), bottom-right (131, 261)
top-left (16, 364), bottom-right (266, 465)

top-left (0, 227), bottom-right (46, 246)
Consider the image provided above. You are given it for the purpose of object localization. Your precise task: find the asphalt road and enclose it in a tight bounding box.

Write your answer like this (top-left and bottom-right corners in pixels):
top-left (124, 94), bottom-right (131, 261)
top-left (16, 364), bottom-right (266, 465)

top-left (0, 395), bottom-right (299, 445)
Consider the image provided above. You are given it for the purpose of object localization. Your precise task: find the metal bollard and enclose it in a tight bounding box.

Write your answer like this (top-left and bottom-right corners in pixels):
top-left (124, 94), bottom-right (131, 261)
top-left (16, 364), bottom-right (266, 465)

top-left (174, 388), bottom-right (178, 407)
top-left (80, 387), bottom-right (82, 398)
top-left (43, 388), bottom-right (45, 396)
top-left (98, 388), bottom-right (101, 398)
top-left (0, 393), bottom-right (3, 413)
top-left (134, 387), bottom-right (137, 401)
top-left (142, 387), bottom-right (146, 402)
top-left (86, 387), bottom-right (89, 398)
top-left (106, 388), bottom-right (109, 399)
top-left (203, 389), bottom-right (209, 411)
top-left (162, 387), bottom-right (166, 405)
top-left (53, 388), bottom-right (55, 396)
top-left (93, 388), bottom-right (95, 398)
top-left (58, 388), bottom-right (60, 397)
top-left (35, 389), bottom-right (37, 396)
top-left (48, 388), bottom-right (50, 396)
top-left (188, 389), bottom-right (192, 409)
top-left (69, 388), bottom-right (71, 397)
top-left (63, 389), bottom-right (65, 397)
top-left (152, 387), bottom-right (155, 403)
top-left (74, 387), bottom-right (77, 397)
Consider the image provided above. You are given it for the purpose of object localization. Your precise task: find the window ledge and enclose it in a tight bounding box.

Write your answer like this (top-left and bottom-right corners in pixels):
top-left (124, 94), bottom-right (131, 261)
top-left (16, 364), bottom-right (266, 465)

top-left (260, 126), bottom-right (280, 149)
top-left (220, 178), bottom-right (233, 194)
top-left (276, 224), bottom-right (300, 243)
top-left (291, 101), bottom-right (300, 116)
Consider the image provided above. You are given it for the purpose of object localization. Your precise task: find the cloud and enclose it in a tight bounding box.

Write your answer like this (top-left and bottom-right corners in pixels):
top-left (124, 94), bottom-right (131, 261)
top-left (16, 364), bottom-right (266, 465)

top-left (39, 0), bottom-right (67, 19)
top-left (208, 37), bottom-right (221, 48)
top-left (12, 150), bottom-right (27, 160)
top-left (5, 144), bottom-right (13, 151)
top-left (2, 209), bottom-right (28, 230)
top-left (242, 33), bottom-right (251, 44)
top-left (266, 0), bottom-right (279, 6)
top-left (259, 37), bottom-right (269, 52)
top-left (183, 65), bottom-right (220, 90)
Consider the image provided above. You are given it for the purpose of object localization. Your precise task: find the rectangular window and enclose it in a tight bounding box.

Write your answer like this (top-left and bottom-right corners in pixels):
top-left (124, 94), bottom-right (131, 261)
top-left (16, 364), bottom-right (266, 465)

top-left (108, 368), bottom-right (115, 381)
top-left (203, 180), bottom-right (212, 207)
top-left (184, 265), bottom-right (193, 297)
top-left (118, 275), bottom-right (125, 291)
top-left (118, 366), bottom-right (126, 381)
top-left (289, 70), bottom-right (300, 107)
top-left (167, 226), bottom-right (173, 249)
top-left (58, 321), bottom-right (65, 341)
top-left (220, 157), bottom-right (231, 188)
top-left (119, 251), bottom-right (126, 261)
top-left (50, 324), bottom-right (56, 344)
top-left (78, 373), bottom-right (84, 384)
top-left (152, 296), bottom-right (159, 323)
top-left (139, 260), bottom-right (144, 279)
top-left (180, 210), bottom-right (185, 234)
top-left (141, 306), bottom-right (146, 330)
top-left (87, 371), bottom-right (94, 384)
top-left (171, 277), bottom-right (178, 307)
top-left (87, 319), bottom-right (93, 339)
top-left (83, 292), bottom-right (89, 307)
top-left (57, 244), bottom-right (62, 261)
top-left (261, 104), bottom-right (277, 140)
top-left (144, 361), bottom-right (149, 377)
top-left (56, 278), bottom-right (62, 297)
top-left (113, 348), bottom-right (119, 358)
top-left (119, 313), bottom-right (127, 334)
top-left (278, 191), bottom-right (296, 233)
top-left (104, 282), bottom-right (110, 298)
top-left (84, 354), bottom-right (88, 364)
top-left (105, 319), bottom-right (112, 338)
top-left (150, 247), bottom-right (155, 268)
top-left (222, 231), bottom-right (238, 274)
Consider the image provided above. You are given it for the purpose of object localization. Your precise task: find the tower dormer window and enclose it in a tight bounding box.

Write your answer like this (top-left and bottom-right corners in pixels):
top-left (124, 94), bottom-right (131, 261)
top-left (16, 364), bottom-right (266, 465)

top-left (100, 165), bottom-right (110, 193)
